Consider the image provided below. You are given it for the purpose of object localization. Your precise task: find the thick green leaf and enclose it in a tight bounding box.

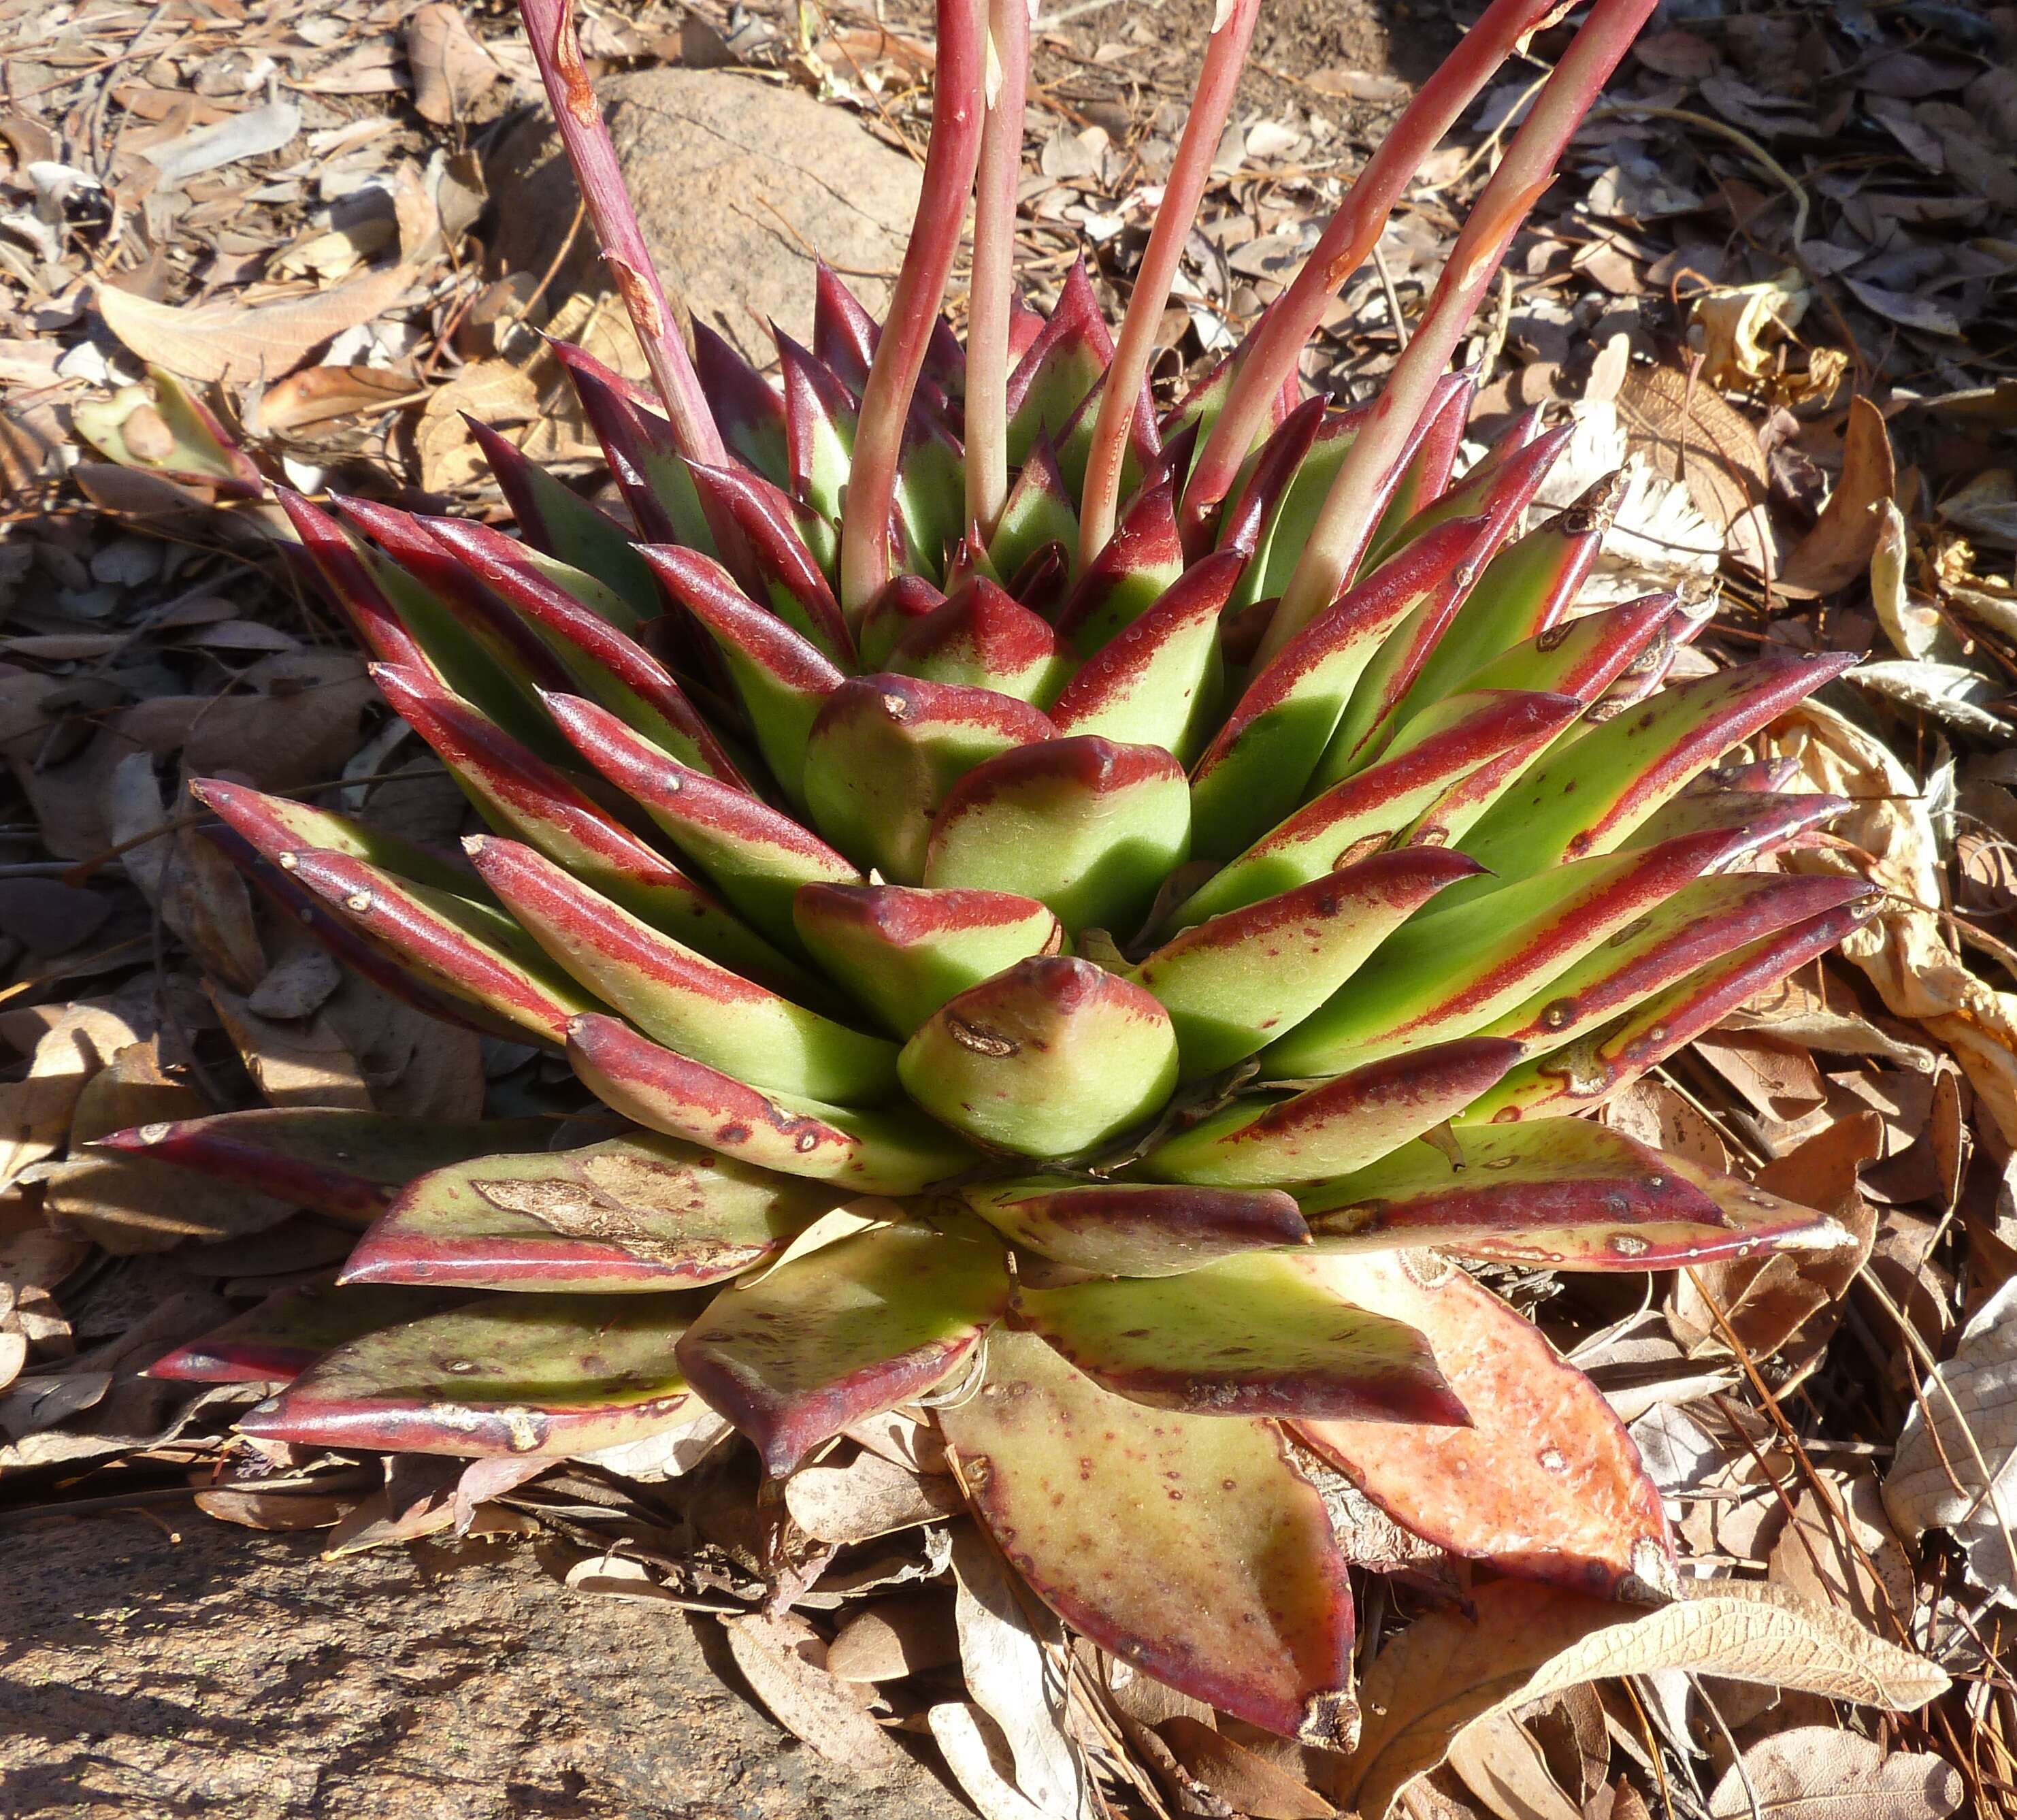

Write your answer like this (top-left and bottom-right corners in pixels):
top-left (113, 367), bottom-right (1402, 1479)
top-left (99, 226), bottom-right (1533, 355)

top-left (644, 544), bottom-right (844, 802)
top-left (886, 576), bottom-right (1073, 703)
top-left (1297, 1119), bottom-right (1726, 1250)
top-left (546, 690), bottom-right (857, 960)
top-left (282, 847), bottom-right (597, 1045)
top-left (568, 1013), bottom-right (976, 1194)
top-left (375, 664), bottom-right (799, 990)
top-left (940, 1329), bottom-right (1358, 1745)
top-left (1134, 849), bottom-right (1483, 1078)
top-left (471, 836), bottom-right (899, 1107)
top-left (1451, 654), bottom-right (1859, 893)
top-left (1175, 690), bottom-right (1577, 927)
top-left (1258, 830), bottom-right (1737, 1079)
top-left (1189, 517), bottom-right (1492, 862)
top-left (150, 1284), bottom-right (453, 1383)
top-left (238, 1294), bottom-right (698, 1458)
top-left (1458, 894), bottom-right (1878, 1124)
top-left (343, 1133), bottom-right (844, 1292)
top-left (898, 956), bottom-right (1178, 1157)
top-left (674, 1216), bottom-right (1010, 1474)
top-left (925, 736), bottom-right (1190, 939)
top-left (802, 674), bottom-right (1054, 883)
top-left (94, 1107), bottom-right (557, 1226)
top-left (1141, 1039), bottom-right (1520, 1187)
top-left (1047, 551), bottom-right (1238, 760)
top-left (1013, 1252), bottom-right (1466, 1423)
top-left (960, 1177), bottom-right (1308, 1277)
top-left (793, 883), bottom-right (1064, 1039)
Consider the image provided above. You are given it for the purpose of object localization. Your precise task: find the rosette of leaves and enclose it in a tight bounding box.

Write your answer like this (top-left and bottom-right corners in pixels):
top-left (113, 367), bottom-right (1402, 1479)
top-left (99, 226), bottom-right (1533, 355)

top-left (122, 0), bottom-right (1877, 1747)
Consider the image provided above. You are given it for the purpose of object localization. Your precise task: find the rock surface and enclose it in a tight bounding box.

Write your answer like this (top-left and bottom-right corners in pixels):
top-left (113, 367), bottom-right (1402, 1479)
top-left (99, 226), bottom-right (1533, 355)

top-left (7, 1510), bottom-right (968, 1819)
top-left (491, 68), bottom-right (921, 364)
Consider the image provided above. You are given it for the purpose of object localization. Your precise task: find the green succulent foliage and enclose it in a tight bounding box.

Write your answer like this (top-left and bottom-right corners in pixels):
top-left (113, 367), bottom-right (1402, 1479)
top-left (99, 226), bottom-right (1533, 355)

top-left (125, 0), bottom-right (1882, 1750)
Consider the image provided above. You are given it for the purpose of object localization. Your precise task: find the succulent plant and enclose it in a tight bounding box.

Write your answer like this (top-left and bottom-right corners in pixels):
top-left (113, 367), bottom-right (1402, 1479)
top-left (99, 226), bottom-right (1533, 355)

top-left (122, 0), bottom-right (1877, 1749)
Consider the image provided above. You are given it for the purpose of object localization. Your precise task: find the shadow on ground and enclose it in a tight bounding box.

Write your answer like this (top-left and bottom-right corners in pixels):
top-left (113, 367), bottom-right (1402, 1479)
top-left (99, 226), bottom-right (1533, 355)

top-left (4, 1513), bottom-right (968, 1820)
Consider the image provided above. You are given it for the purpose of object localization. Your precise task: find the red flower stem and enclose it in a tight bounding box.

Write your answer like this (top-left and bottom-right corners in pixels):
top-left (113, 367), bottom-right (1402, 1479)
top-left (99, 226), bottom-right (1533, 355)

top-left (516, 0), bottom-right (725, 466)
top-left (841, 0), bottom-right (989, 615)
top-left (1077, 0), bottom-right (1262, 565)
top-left (1176, 0), bottom-right (1564, 549)
top-left (1258, 0), bottom-right (1657, 667)
top-left (965, 0), bottom-right (1032, 540)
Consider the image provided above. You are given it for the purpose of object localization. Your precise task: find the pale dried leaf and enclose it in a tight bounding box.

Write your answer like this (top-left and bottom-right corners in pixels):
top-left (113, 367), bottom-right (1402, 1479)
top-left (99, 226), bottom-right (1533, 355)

top-left (1330, 1580), bottom-right (1947, 1820)
top-left (1886, 1275), bottom-right (2017, 1602)
top-left (785, 1447), bottom-right (965, 1544)
top-left (406, 3), bottom-right (500, 125)
top-left (928, 1703), bottom-right (1057, 1820)
top-left (949, 1523), bottom-right (1092, 1820)
top-left (721, 1613), bottom-right (899, 1772)
top-left (1706, 1727), bottom-right (1961, 1819)
top-left (97, 266), bottom-right (415, 385)
top-left (1771, 699), bottom-right (2017, 1145)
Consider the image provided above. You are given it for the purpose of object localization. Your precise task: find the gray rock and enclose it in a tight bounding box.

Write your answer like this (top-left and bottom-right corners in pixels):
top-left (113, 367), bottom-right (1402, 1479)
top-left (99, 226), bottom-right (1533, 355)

top-left (491, 68), bottom-right (921, 365)
top-left (6, 1509), bottom-right (969, 1819)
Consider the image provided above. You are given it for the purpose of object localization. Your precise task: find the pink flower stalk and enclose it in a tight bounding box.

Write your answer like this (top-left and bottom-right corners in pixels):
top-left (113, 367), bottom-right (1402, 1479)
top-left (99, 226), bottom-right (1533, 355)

top-left (840, 0), bottom-right (989, 615)
top-left (965, 0), bottom-right (1034, 538)
top-left (1175, 0), bottom-right (1568, 551)
top-left (1077, 0), bottom-right (1264, 564)
top-left (1258, 0), bottom-right (1660, 666)
top-left (516, 0), bottom-right (725, 467)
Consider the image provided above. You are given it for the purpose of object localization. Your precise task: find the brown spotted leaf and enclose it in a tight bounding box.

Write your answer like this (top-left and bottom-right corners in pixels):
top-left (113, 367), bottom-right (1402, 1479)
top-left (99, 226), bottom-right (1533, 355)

top-left (674, 1216), bottom-right (1010, 1475)
top-left (941, 1327), bottom-right (1358, 1746)
top-left (1297, 1252), bottom-right (1675, 1598)
top-left (237, 1294), bottom-right (695, 1457)
top-left (343, 1133), bottom-right (849, 1291)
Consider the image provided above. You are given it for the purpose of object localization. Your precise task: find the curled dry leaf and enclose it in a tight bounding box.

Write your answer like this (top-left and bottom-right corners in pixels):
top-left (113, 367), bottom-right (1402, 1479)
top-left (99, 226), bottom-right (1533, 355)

top-left (927, 1703), bottom-right (1055, 1820)
top-left (416, 361), bottom-right (542, 492)
top-left (1707, 1726), bottom-right (1963, 1819)
top-left (827, 1589), bottom-right (960, 1683)
top-left (948, 1521), bottom-right (1092, 1820)
top-left (1781, 397), bottom-right (1897, 597)
top-left (1886, 1275), bottom-right (2017, 1604)
top-left (97, 265), bottom-right (416, 385)
top-left (1328, 1579), bottom-right (1949, 1820)
top-left (1616, 361), bottom-right (1776, 576)
top-left (1670, 1111), bottom-right (1881, 1368)
top-left (1772, 700), bottom-right (2017, 1144)
top-left (1446, 1710), bottom-right (1583, 1820)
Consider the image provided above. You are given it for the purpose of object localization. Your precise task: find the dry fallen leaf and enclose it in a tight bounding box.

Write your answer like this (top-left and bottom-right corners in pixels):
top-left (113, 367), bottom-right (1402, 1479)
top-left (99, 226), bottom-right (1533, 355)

top-left (1886, 1275), bottom-right (2017, 1604)
top-left (1782, 397), bottom-right (1897, 597)
top-left (1773, 699), bottom-right (2017, 1145)
top-left (97, 266), bottom-right (415, 385)
top-left (721, 1612), bottom-right (899, 1773)
top-left (406, 3), bottom-right (501, 125)
top-left (1706, 1725), bottom-right (1962, 1819)
top-left (1617, 362), bottom-right (1776, 575)
top-left (783, 1446), bottom-right (965, 1544)
top-left (1328, 1579), bottom-right (1946, 1820)
top-left (949, 1523), bottom-right (1091, 1820)
top-left (415, 360), bottom-right (541, 492)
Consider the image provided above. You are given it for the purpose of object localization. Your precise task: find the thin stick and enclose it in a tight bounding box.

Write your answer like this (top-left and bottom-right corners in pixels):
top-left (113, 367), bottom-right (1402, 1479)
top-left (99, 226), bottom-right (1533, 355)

top-left (1077, 0), bottom-right (1262, 564)
top-left (1176, 0), bottom-right (1564, 547)
top-left (516, 0), bottom-right (725, 466)
top-left (1260, 0), bottom-right (1659, 666)
top-left (964, 0), bottom-right (1032, 539)
top-left (840, 0), bottom-right (988, 614)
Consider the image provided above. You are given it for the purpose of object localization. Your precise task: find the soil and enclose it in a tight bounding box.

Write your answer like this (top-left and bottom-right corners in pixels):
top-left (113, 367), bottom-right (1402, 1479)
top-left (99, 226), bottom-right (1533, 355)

top-left (4, 1512), bottom-right (970, 1820)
